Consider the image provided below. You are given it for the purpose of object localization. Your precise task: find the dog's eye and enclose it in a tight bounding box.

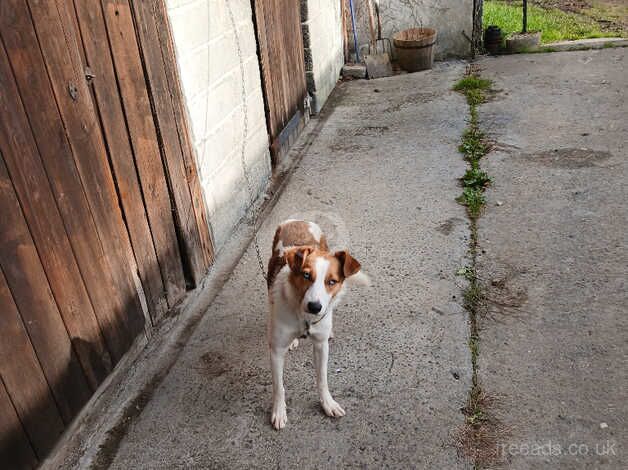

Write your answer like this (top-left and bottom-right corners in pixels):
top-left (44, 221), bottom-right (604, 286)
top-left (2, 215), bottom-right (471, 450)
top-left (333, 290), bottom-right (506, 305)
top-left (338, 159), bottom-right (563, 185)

top-left (302, 272), bottom-right (311, 280)
top-left (327, 279), bottom-right (337, 286)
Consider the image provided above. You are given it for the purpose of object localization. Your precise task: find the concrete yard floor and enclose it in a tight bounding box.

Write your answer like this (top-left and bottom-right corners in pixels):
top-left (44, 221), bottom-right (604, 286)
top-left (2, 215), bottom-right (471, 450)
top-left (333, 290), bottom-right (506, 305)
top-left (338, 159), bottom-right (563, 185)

top-left (476, 48), bottom-right (627, 468)
top-left (107, 62), bottom-right (473, 469)
top-left (58, 49), bottom-right (628, 470)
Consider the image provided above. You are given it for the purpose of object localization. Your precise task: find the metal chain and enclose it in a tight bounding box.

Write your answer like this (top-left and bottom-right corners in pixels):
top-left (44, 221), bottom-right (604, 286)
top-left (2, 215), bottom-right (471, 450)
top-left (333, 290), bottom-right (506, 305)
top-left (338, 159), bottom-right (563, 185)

top-left (225, 1), bottom-right (267, 281)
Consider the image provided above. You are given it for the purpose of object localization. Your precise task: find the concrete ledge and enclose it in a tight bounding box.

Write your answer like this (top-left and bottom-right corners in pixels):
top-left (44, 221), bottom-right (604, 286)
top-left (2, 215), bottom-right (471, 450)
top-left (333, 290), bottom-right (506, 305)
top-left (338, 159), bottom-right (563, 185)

top-left (342, 64), bottom-right (367, 79)
top-left (533, 37), bottom-right (628, 52)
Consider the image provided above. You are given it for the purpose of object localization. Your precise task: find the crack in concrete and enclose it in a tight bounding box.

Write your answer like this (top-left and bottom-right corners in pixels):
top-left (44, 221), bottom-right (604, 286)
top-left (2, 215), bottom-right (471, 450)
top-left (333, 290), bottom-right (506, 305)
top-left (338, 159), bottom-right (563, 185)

top-left (453, 66), bottom-right (504, 469)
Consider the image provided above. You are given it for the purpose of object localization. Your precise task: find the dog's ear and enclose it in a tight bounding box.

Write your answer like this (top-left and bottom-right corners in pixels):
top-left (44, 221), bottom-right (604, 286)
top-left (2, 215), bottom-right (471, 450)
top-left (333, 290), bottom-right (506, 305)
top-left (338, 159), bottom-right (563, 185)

top-left (284, 246), bottom-right (313, 273)
top-left (334, 250), bottom-right (361, 278)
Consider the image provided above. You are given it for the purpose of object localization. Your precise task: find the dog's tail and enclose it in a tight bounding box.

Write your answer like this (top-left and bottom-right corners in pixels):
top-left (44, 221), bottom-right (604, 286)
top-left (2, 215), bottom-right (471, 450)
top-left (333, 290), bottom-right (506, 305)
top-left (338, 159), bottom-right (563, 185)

top-left (346, 270), bottom-right (371, 288)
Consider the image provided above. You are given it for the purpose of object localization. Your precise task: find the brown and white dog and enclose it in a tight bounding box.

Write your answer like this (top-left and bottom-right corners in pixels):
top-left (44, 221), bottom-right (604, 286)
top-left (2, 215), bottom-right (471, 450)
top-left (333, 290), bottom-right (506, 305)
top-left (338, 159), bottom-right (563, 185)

top-left (266, 219), bottom-right (367, 429)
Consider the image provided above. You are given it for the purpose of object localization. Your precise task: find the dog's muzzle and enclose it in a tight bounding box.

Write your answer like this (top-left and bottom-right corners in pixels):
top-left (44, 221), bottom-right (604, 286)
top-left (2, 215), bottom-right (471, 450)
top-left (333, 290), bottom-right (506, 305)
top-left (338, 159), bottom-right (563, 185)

top-left (306, 301), bottom-right (322, 314)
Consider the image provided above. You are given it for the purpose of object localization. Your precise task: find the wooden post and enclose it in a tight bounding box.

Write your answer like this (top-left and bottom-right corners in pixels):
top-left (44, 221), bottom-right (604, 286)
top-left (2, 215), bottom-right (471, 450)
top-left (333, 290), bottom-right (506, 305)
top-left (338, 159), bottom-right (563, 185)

top-left (366, 0), bottom-right (376, 51)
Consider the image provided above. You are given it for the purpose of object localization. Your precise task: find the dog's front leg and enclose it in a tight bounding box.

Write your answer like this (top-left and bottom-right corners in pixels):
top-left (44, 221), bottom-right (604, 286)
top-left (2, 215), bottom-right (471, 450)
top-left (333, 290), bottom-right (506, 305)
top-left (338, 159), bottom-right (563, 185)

top-left (270, 345), bottom-right (288, 429)
top-left (313, 339), bottom-right (345, 418)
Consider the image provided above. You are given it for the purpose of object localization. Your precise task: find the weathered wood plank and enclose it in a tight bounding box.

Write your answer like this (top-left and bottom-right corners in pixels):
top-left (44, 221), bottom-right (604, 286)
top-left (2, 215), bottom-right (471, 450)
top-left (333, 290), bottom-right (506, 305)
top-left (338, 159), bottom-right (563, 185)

top-left (0, 38), bottom-right (97, 425)
top-left (152, 0), bottom-right (214, 271)
top-left (25, 0), bottom-right (148, 357)
top-left (72, 0), bottom-right (168, 320)
top-left (131, 0), bottom-right (211, 286)
top-left (0, 376), bottom-right (38, 469)
top-left (0, 151), bottom-right (90, 425)
top-left (0, 268), bottom-right (65, 461)
top-left (252, 0), bottom-right (307, 156)
top-left (253, 0), bottom-right (277, 138)
top-left (0, 0), bottom-right (116, 390)
top-left (101, 0), bottom-right (186, 305)
top-left (278, 0), bottom-right (292, 125)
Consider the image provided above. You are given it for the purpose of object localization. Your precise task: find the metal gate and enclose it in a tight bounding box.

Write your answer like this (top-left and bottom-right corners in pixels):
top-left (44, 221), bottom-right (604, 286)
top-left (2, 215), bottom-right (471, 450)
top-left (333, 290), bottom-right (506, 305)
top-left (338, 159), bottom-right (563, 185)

top-left (252, 0), bottom-right (308, 163)
top-left (0, 1), bottom-right (212, 466)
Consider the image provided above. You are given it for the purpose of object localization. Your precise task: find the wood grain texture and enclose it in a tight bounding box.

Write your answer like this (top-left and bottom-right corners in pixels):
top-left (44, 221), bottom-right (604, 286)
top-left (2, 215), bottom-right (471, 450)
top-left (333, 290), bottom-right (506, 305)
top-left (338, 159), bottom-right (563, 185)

top-left (0, 376), bottom-right (38, 468)
top-left (152, 0), bottom-right (214, 272)
top-left (72, 0), bottom-right (168, 320)
top-left (26, 0), bottom-right (148, 358)
top-left (0, 150), bottom-right (90, 425)
top-left (252, 0), bottom-right (307, 159)
top-left (0, 268), bottom-right (65, 461)
top-left (131, 0), bottom-right (210, 286)
top-left (0, 0), bottom-right (115, 390)
top-left (0, 0), bottom-right (215, 462)
top-left (101, 0), bottom-right (186, 305)
top-left (0, 30), bottom-right (100, 428)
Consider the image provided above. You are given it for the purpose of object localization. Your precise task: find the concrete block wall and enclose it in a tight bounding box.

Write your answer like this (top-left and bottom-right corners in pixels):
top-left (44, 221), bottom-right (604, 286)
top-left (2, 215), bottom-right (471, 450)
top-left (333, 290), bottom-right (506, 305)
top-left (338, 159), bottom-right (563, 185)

top-left (302, 0), bottom-right (344, 113)
top-left (350, 0), bottom-right (473, 59)
top-left (166, 0), bottom-right (271, 251)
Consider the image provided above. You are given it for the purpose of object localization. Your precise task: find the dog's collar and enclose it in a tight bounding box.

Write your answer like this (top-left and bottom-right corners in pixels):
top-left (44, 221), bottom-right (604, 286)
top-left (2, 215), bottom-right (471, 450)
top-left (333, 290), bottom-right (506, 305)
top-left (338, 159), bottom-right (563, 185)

top-left (300, 309), bottom-right (330, 338)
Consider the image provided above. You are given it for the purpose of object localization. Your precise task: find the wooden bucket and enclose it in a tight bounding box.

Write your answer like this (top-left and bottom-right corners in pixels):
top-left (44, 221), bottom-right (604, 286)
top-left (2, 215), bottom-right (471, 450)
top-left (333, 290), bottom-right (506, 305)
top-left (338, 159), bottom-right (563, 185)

top-left (393, 28), bottom-right (437, 72)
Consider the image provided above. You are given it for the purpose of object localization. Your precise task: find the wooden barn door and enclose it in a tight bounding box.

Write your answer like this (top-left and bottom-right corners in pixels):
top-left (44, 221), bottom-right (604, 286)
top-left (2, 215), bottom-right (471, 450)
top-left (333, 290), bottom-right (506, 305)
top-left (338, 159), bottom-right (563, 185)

top-left (252, 0), bottom-right (308, 163)
top-left (0, 1), bottom-right (212, 466)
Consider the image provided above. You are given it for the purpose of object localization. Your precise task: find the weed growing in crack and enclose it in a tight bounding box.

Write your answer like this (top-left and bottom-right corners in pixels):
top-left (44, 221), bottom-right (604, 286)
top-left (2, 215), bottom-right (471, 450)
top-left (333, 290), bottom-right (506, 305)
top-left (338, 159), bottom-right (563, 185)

top-left (453, 69), bottom-right (502, 469)
top-left (454, 76), bottom-right (492, 106)
top-left (468, 333), bottom-right (480, 364)
top-left (467, 89), bottom-right (486, 106)
top-left (459, 128), bottom-right (489, 164)
top-left (456, 266), bottom-right (475, 281)
top-left (453, 76), bottom-right (492, 93)
top-left (454, 74), bottom-right (493, 217)
top-left (457, 188), bottom-right (486, 218)
top-left (463, 168), bottom-right (492, 189)
top-left (463, 279), bottom-right (484, 313)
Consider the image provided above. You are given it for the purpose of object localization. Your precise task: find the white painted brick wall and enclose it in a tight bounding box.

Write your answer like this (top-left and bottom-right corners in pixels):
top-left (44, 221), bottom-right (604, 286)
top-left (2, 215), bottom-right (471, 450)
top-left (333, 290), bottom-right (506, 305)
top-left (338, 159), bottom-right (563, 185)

top-left (167, 0), bottom-right (271, 251)
top-left (303, 0), bottom-right (344, 113)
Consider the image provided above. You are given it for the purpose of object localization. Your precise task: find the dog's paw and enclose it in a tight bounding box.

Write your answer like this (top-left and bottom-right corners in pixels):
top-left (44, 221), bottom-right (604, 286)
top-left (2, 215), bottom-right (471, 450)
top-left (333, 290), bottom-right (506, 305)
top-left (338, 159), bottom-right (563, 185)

top-left (321, 398), bottom-right (345, 418)
top-left (271, 403), bottom-right (287, 430)
top-left (288, 338), bottom-right (299, 351)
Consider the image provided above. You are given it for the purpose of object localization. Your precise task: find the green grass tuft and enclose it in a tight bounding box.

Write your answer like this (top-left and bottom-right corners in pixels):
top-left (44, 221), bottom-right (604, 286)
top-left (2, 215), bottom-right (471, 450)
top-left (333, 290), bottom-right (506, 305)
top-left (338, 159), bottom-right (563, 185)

top-left (463, 282), bottom-right (485, 312)
top-left (454, 76), bottom-right (493, 105)
top-left (457, 187), bottom-right (486, 218)
top-left (455, 73), bottom-right (492, 218)
top-left (456, 266), bottom-right (475, 281)
top-left (453, 76), bottom-right (492, 92)
top-left (484, 0), bottom-right (617, 44)
top-left (459, 128), bottom-right (489, 163)
top-left (463, 168), bottom-right (492, 189)
top-left (466, 89), bottom-right (485, 106)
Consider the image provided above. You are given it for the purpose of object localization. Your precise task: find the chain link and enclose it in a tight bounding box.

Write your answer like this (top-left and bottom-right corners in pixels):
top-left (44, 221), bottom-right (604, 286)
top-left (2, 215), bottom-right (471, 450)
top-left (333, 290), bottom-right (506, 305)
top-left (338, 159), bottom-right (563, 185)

top-left (225, 1), bottom-right (267, 281)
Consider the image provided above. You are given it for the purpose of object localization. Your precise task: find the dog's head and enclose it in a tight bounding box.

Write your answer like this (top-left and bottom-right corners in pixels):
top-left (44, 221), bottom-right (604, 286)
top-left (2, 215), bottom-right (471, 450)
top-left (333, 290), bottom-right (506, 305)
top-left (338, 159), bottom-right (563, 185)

top-left (284, 247), bottom-right (361, 316)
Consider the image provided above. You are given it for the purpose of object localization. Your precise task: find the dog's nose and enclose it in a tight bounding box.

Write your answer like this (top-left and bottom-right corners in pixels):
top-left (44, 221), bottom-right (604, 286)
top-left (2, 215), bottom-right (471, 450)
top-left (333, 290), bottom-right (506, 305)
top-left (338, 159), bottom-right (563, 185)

top-left (307, 301), bottom-right (322, 314)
